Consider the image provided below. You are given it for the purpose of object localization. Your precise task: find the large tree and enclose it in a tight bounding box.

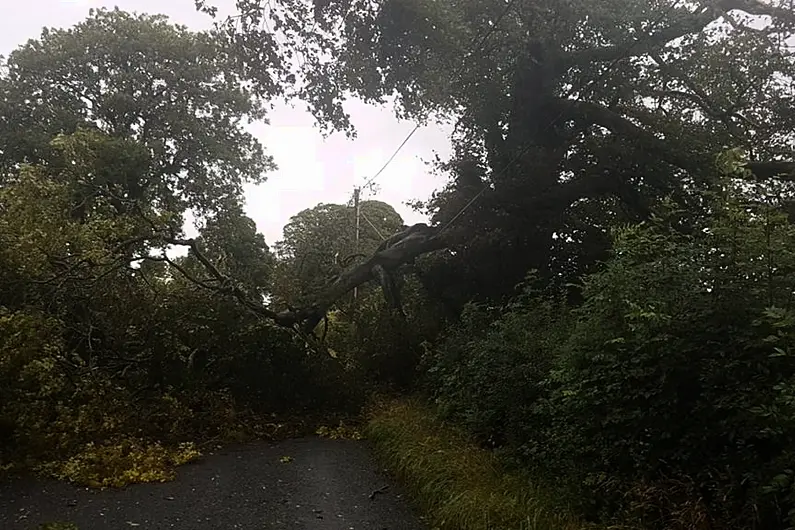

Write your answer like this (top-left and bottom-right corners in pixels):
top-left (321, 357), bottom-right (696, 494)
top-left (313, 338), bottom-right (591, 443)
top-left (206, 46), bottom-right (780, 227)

top-left (0, 8), bottom-right (292, 409)
top-left (208, 0), bottom-right (795, 302)
top-left (0, 7), bottom-right (274, 217)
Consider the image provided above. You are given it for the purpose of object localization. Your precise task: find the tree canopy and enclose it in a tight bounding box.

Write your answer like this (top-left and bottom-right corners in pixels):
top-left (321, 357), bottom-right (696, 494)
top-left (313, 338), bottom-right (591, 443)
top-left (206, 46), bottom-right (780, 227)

top-left (272, 199), bottom-right (404, 306)
top-left (0, 7), bottom-right (272, 216)
top-left (214, 0), bottom-right (795, 301)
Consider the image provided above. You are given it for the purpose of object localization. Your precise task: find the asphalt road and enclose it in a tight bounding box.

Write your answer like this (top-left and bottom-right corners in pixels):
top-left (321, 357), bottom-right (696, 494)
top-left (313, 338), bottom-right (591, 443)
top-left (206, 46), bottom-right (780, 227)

top-left (0, 437), bottom-right (427, 530)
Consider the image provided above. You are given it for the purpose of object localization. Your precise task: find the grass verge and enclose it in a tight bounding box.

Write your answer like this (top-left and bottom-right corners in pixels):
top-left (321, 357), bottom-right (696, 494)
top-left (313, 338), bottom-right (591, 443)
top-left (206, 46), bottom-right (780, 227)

top-left (365, 398), bottom-right (592, 530)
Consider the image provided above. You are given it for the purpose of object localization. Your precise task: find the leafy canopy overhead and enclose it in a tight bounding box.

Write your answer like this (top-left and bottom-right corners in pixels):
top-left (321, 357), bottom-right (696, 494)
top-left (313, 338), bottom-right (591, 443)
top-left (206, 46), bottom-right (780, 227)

top-left (0, 7), bottom-right (274, 216)
top-left (214, 0), bottom-right (795, 300)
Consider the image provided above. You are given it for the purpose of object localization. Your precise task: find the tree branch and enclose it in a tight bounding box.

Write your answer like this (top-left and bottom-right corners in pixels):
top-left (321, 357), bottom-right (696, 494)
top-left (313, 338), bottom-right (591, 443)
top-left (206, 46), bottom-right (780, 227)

top-left (557, 98), bottom-right (703, 172)
top-left (160, 229), bottom-right (448, 335)
top-left (647, 52), bottom-right (760, 134)
top-left (745, 160), bottom-right (795, 179)
top-left (141, 254), bottom-right (218, 290)
top-left (558, 0), bottom-right (795, 71)
top-left (162, 236), bottom-right (283, 321)
top-left (557, 98), bottom-right (795, 183)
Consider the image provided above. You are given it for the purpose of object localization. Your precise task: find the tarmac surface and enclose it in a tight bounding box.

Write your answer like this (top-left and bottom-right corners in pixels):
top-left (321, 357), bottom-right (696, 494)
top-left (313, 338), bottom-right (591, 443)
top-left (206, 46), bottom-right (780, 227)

top-left (0, 437), bottom-right (427, 530)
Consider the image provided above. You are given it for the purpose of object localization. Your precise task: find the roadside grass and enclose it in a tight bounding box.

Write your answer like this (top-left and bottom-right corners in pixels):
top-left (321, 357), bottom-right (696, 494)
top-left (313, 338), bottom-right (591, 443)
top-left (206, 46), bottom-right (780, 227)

top-left (365, 398), bottom-right (592, 530)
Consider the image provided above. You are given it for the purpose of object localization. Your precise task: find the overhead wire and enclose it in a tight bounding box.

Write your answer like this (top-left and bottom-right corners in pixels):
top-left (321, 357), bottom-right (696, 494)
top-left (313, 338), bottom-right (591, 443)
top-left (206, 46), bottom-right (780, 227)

top-left (360, 125), bottom-right (421, 189)
top-left (360, 210), bottom-right (386, 240)
top-left (357, 0), bottom-right (521, 193)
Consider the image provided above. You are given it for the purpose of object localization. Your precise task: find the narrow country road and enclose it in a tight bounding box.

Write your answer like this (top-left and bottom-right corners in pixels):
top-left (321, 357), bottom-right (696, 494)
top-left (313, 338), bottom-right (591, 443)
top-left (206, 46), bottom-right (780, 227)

top-left (0, 437), bottom-right (427, 530)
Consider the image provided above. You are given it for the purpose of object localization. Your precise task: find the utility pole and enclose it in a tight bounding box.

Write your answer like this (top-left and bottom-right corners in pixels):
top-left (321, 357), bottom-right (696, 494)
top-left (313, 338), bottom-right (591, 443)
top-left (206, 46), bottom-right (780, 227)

top-left (353, 186), bottom-right (361, 300)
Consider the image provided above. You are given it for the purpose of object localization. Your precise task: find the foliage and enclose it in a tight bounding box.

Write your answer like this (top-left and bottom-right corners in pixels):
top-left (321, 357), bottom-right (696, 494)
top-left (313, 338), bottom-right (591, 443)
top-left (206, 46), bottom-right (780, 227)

top-left (271, 200), bottom-right (403, 307)
top-left (266, 198), bottom-right (446, 388)
top-left (190, 205), bottom-right (275, 298)
top-left (424, 180), bottom-right (795, 528)
top-left (0, 7), bottom-right (272, 215)
top-left (0, 8), bottom-right (363, 485)
top-left (421, 277), bottom-right (572, 448)
top-left (323, 274), bottom-right (447, 389)
top-left (5, 6), bottom-right (795, 530)
top-left (315, 421), bottom-right (364, 440)
top-left (221, 0), bottom-right (795, 304)
top-left (38, 523), bottom-right (79, 530)
top-left (39, 439), bottom-right (201, 488)
top-left (365, 398), bottom-right (587, 530)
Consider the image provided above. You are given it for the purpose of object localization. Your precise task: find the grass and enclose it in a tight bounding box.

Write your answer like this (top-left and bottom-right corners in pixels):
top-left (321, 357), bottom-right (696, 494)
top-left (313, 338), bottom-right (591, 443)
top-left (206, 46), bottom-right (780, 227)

top-left (365, 398), bottom-right (593, 530)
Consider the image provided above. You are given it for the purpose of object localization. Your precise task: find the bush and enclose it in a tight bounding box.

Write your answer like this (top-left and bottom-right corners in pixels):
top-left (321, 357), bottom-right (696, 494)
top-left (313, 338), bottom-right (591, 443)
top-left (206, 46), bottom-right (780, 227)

top-left (420, 279), bottom-right (571, 448)
top-left (0, 164), bottom-right (364, 485)
top-left (326, 276), bottom-right (445, 390)
top-left (423, 190), bottom-right (795, 528)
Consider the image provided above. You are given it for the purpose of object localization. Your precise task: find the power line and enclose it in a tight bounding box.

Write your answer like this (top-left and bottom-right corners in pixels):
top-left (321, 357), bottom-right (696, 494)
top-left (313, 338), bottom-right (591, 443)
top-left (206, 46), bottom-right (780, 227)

top-left (360, 209), bottom-right (386, 240)
top-left (361, 124), bottom-right (420, 189)
top-left (358, 0), bottom-right (521, 192)
top-left (439, 0), bottom-right (687, 234)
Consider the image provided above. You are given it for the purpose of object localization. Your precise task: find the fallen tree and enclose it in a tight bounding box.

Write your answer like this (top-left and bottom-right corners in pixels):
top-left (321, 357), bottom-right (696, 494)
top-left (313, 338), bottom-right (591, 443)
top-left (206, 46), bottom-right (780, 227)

top-left (160, 222), bottom-right (448, 337)
top-left (150, 157), bottom-right (795, 343)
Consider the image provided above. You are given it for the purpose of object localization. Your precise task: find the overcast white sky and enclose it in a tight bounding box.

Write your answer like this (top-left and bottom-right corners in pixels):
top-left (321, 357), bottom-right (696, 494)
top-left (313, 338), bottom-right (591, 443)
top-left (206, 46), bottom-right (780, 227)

top-left (0, 0), bottom-right (453, 245)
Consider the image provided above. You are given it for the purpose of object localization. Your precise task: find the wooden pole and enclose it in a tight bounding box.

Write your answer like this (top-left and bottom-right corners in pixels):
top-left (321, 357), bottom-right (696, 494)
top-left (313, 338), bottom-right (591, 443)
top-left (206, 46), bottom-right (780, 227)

top-left (353, 186), bottom-right (361, 300)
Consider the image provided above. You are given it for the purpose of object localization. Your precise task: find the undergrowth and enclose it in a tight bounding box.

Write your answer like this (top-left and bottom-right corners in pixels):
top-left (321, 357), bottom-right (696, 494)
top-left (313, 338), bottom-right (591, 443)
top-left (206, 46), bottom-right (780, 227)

top-left (315, 420), bottom-right (364, 440)
top-left (365, 398), bottom-right (589, 530)
top-left (36, 439), bottom-right (201, 488)
top-left (1, 388), bottom-right (363, 489)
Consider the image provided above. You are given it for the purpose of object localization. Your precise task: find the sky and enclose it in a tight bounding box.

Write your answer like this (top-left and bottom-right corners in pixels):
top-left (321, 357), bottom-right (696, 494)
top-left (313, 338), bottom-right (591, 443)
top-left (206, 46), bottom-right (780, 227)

top-left (0, 0), bottom-right (454, 245)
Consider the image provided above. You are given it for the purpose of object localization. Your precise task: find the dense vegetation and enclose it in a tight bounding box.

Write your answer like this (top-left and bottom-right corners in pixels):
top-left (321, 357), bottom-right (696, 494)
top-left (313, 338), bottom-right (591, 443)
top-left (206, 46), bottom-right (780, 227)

top-left (0, 10), bottom-right (358, 484)
top-left (3, 1), bottom-right (795, 528)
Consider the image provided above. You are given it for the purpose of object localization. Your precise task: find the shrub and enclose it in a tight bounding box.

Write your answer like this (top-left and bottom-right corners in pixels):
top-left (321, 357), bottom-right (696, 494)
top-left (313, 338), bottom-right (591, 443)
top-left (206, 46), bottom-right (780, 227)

top-left (422, 189), bottom-right (795, 528)
top-left (421, 279), bottom-right (571, 448)
top-left (326, 276), bottom-right (444, 390)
